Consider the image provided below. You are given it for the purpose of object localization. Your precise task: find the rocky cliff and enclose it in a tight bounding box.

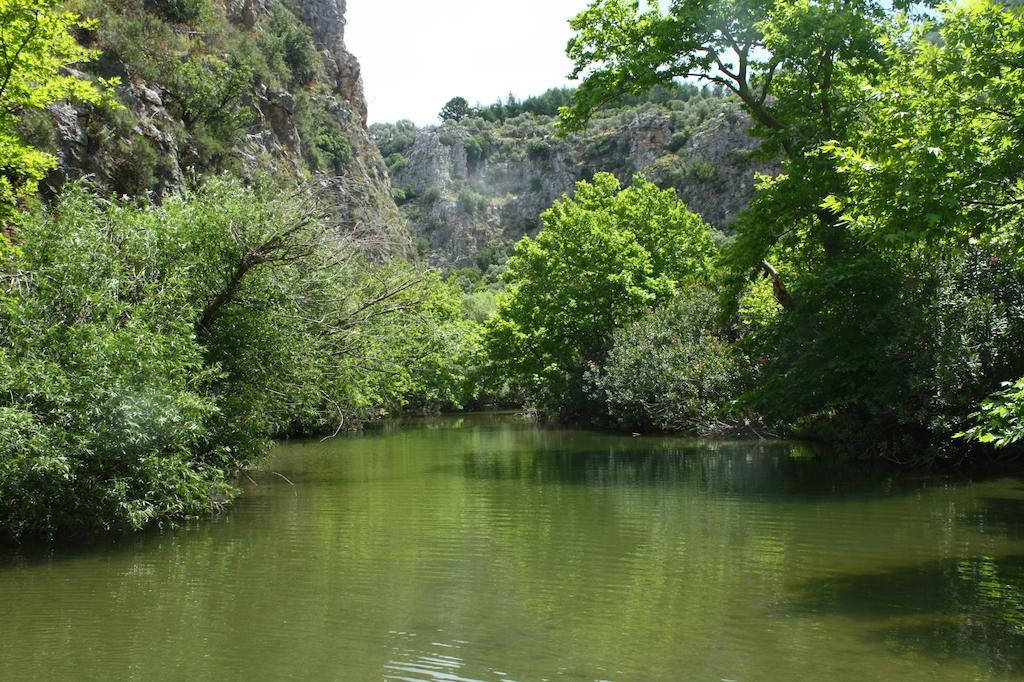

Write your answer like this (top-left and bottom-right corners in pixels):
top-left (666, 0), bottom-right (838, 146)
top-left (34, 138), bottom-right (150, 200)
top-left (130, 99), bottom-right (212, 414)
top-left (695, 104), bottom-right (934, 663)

top-left (373, 97), bottom-right (776, 267)
top-left (37, 0), bottom-right (403, 248)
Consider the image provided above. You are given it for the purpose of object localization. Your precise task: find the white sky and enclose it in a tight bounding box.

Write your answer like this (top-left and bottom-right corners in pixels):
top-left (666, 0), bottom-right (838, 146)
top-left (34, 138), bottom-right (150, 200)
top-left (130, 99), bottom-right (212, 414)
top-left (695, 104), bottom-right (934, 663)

top-left (345, 0), bottom-right (593, 125)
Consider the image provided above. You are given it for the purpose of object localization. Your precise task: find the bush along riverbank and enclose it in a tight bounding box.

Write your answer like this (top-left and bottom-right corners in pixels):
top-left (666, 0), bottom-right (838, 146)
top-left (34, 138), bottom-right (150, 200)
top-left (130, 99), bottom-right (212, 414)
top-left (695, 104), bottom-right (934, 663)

top-left (0, 178), bottom-right (481, 541)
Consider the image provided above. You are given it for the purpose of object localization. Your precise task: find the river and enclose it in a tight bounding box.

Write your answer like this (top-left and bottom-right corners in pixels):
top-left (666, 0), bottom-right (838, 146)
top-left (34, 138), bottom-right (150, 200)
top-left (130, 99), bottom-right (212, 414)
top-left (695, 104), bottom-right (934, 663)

top-left (2, 413), bottom-right (1023, 680)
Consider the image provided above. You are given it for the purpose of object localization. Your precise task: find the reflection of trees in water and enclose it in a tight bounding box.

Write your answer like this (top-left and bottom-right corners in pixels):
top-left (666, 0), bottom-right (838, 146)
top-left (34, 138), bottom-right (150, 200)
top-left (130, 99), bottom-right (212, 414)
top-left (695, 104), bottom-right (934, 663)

top-left (790, 555), bottom-right (1024, 674)
top-left (6, 419), bottom-right (1024, 679)
top-left (961, 496), bottom-right (1024, 540)
top-left (459, 440), bottom-right (914, 499)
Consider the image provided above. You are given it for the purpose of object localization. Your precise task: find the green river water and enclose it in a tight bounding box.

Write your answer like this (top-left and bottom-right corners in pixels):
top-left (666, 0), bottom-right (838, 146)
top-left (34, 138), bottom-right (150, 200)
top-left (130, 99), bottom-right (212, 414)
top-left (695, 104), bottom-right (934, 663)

top-left (2, 413), bottom-right (1024, 680)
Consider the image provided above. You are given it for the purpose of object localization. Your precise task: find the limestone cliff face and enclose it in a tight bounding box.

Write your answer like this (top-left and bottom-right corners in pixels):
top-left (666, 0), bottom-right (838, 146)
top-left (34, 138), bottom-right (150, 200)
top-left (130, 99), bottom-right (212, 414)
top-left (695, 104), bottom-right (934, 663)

top-left (376, 101), bottom-right (776, 267)
top-left (284, 0), bottom-right (366, 123)
top-left (45, 0), bottom-right (404, 248)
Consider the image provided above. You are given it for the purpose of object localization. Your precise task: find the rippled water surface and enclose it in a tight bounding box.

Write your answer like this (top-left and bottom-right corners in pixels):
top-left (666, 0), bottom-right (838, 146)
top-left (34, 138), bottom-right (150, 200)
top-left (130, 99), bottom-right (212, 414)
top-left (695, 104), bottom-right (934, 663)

top-left (3, 413), bottom-right (1024, 680)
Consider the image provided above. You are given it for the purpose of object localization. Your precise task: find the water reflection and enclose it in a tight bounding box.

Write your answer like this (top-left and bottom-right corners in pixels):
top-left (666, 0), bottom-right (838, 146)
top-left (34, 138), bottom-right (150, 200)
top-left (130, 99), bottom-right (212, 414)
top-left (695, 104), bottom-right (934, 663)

top-left (790, 555), bottom-right (1024, 673)
top-left (0, 414), bottom-right (1022, 681)
top-left (458, 439), bottom-right (915, 499)
top-left (965, 496), bottom-right (1024, 539)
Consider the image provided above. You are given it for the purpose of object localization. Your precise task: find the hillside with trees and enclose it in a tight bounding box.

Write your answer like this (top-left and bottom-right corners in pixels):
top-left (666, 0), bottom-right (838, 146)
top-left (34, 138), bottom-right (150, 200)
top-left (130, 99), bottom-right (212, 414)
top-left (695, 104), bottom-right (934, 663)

top-left (16, 0), bottom-right (405, 246)
top-left (371, 83), bottom-right (774, 268)
top-left (477, 0), bottom-right (1024, 459)
top-left (0, 0), bottom-right (477, 541)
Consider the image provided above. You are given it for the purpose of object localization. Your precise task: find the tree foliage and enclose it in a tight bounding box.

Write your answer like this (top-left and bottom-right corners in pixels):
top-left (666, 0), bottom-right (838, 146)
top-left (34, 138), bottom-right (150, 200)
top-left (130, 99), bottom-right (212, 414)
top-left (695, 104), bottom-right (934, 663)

top-left (825, 1), bottom-right (1024, 449)
top-left (827, 2), bottom-right (1024, 255)
top-left (959, 378), bottom-right (1024, 449)
top-left (585, 286), bottom-right (742, 432)
top-left (559, 0), bottom-right (896, 301)
top-left (0, 0), bottom-right (115, 223)
top-left (439, 96), bottom-right (471, 122)
top-left (559, 0), bottom-right (1024, 456)
top-left (0, 178), bottom-right (475, 541)
top-left (483, 173), bottom-right (715, 414)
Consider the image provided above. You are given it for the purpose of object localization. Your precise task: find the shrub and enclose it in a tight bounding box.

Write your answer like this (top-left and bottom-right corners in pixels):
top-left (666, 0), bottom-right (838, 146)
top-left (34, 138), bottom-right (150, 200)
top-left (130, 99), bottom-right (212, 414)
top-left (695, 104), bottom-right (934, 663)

top-left (393, 186), bottom-right (418, 205)
top-left (268, 4), bottom-right (318, 86)
top-left (372, 120), bottom-right (417, 157)
top-left (457, 187), bottom-right (487, 215)
top-left (526, 139), bottom-right (552, 161)
top-left (463, 289), bottom-right (499, 323)
top-left (414, 235), bottom-right (430, 256)
top-left (422, 186), bottom-right (442, 204)
top-left (448, 267), bottom-right (483, 292)
top-left (145, 0), bottom-right (208, 25)
top-left (645, 155), bottom-right (686, 189)
top-left (108, 136), bottom-right (162, 196)
top-left (315, 124), bottom-right (352, 171)
top-left (464, 135), bottom-right (491, 169)
top-left (387, 153), bottom-right (408, 175)
top-left (686, 156), bottom-right (717, 181)
top-left (295, 97), bottom-right (353, 173)
top-left (474, 245), bottom-right (500, 271)
top-left (666, 131), bottom-right (690, 153)
top-left (0, 178), bottom-right (474, 541)
top-left (585, 287), bottom-right (742, 432)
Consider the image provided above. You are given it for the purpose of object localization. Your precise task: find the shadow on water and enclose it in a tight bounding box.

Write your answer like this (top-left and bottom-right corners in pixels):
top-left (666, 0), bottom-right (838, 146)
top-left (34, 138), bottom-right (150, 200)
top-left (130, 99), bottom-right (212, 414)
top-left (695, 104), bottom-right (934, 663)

top-left (452, 441), bottom-right (934, 500)
top-left (0, 481), bottom-right (260, 570)
top-left (788, 555), bottom-right (1024, 674)
top-left (0, 518), bottom-right (208, 570)
top-left (961, 496), bottom-right (1024, 540)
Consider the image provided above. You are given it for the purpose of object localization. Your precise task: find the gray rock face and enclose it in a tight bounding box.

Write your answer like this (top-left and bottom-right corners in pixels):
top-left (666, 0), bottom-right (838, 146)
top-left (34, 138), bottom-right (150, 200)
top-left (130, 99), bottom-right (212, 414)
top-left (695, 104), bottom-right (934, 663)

top-left (46, 68), bottom-right (188, 198)
top-left (379, 102), bottom-right (777, 267)
top-left (288, 0), bottom-right (367, 123)
top-left (45, 0), bottom-right (402, 249)
top-left (675, 110), bottom-right (774, 228)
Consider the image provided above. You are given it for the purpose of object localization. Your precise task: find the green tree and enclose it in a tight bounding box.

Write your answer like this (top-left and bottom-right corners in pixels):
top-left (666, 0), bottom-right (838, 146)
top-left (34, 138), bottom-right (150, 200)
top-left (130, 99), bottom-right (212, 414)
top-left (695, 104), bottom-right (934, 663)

top-left (827, 1), bottom-right (1024, 256)
top-left (267, 3), bottom-right (318, 86)
top-left (439, 96), bottom-right (471, 122)
top-left (559, 0), bottom-right (902, 303)
top-left (825, 1), bottom-right (1024, 449)
top-left (162, 55), bottom-right (252, 131)
top-left (0, 0), bottom-right (115, 224)
top-left (483, 172), bottom-right (715, 414)
top-left (558, 0), bottom-right (1024, 455)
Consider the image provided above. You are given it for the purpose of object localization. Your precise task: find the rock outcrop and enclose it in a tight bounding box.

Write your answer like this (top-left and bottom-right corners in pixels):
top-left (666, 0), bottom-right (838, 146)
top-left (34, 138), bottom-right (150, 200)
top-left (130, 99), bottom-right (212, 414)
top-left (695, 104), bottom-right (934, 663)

top-left (376, 101), bottom-right (776, 267)
top-left (44, 0), bottom-right (404, 249)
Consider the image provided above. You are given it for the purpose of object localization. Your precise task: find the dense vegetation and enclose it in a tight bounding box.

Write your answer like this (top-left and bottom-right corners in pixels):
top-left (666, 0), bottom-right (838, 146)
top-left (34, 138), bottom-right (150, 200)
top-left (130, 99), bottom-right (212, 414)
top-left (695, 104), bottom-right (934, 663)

top-left (0, 0), bottom-right (478, 541)
top-left (19, 0), bottom-right (359, 196)
top-left (4, 0), bottom-right (1024, 543)
top-left (483, 173), bottom-right (717, 419)
top-left (0, 178), bottom-right (476, 540)
top-left (483, 0), bottom-right (1024, 458)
